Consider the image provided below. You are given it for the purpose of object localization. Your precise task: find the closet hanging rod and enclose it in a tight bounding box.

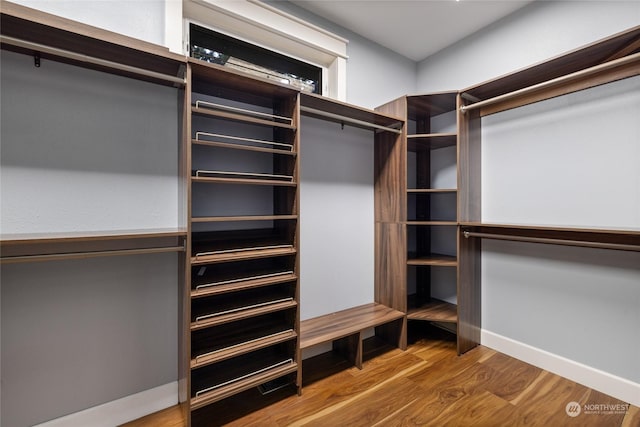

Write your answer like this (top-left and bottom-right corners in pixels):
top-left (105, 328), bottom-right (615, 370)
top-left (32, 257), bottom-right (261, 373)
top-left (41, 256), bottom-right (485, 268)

top-left (0, 35), bottom-right (186, 86)
top-left (460, 52), bottom-right (640, 113)
top-left (462, 231), bottom-right (640, 252)
top-left (300, 106), bottom-right (403, 134)
top-left (0, 244), bottom-right (187, 264)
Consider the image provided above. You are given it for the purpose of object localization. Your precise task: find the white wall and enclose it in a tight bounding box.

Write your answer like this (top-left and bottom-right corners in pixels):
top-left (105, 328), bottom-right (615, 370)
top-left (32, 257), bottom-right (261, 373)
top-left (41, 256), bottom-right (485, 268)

top-left (266, 0), bottom-right (417, 108)
top-left (9, 0), bottom-right (167, 46)
top-left (417, 1), bottom-right (640, 93)
top-left (482, 76), bottom-right (640, 229)
top-left (1, 254), bottom-right (178, 427)
top-left (0, 51), bottom-right (180, 233)
top-left (416, 0), bottom-right (640, 401)
top-left (299, 115), bottom-right (375, 320)
top-left (0, 48), bottom-right (181, 426)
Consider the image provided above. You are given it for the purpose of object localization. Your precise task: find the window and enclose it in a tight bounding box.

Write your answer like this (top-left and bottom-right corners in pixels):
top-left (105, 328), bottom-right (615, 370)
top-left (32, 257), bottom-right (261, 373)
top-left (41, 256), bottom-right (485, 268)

top-left (180, 0), bottom-right (348, 100)
top-left (190, 23), bottom-right (322, 94)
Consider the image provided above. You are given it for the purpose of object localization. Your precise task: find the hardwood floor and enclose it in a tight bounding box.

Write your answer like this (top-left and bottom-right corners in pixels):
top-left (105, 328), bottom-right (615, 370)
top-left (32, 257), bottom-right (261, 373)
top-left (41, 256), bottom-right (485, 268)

top-left (122, 328), bottom-right (639, 427)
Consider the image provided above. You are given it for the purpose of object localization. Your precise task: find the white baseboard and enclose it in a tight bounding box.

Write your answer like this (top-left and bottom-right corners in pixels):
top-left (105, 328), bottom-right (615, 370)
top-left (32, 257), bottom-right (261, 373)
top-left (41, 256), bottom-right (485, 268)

top-left (481, 330), bottom-right (640, 407)
top-left (34, 381), bottom-right (178, 427)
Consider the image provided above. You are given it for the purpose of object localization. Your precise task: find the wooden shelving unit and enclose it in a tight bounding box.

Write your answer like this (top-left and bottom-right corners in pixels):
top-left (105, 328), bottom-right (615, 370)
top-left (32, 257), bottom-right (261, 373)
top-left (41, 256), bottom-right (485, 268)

top-left (376, 91), bottom-right (479, 354)
top-left (183, 59), bottom-right (301, 424)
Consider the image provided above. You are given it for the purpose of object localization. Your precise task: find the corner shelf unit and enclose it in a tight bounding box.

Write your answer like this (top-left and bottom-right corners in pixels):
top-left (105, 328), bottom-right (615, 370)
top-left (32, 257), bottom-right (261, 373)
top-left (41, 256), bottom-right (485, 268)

top-left (183, 59), bottom-right (301, 424)
top-left (376, 92), bottom-right (479, 354)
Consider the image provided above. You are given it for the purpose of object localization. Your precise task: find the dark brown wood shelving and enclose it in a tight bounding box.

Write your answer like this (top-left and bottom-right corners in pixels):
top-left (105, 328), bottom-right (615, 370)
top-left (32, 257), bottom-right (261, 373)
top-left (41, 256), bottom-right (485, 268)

top-left (407, 133), bottom-right (457, 151)
top-left (191, 329), bottom-right (297, 369)
top-left (0, 229), bottom-right (186, 263)
top-left (192, 107), bottom-right (296, 130)
top-left (191, 139), bottom-right (296, 156)
top-left (407, 188), bottom-right (457, 193)
top-left (1, 1), bottom-right (185, 86)
top-left (190, 350), bottom-right (297, 410)
top-left (191, 272), bottom-right (297, 299)
top-left (191, 176), bottom-right (297, 187)
top-left (407, 253), bottom-right (457, 267)
top-left (407, 298), bottom-right (458, 323)
top-left (191, 215), bottom-right (298, 223)
top-left (191, 299), bottom-right (297, 331)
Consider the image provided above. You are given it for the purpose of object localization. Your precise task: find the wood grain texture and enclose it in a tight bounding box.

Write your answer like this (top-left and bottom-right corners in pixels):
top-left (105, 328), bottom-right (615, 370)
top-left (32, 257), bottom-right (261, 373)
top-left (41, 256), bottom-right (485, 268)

top-left (461, 25), bottom-right (640, 100)
top-left (374, 222), bottom-right (407, 313)
top-left (457, 226), bottom-right (481, 354)
top-left (124, 336), bottom-right (639, 427)
top-left (300, 303), bottom-right (404, 349)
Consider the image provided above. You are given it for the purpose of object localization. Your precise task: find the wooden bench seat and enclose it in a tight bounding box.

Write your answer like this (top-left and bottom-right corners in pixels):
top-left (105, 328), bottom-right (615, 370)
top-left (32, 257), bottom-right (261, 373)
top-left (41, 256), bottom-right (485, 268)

top-left (300, 302), bottom-right (406, 370)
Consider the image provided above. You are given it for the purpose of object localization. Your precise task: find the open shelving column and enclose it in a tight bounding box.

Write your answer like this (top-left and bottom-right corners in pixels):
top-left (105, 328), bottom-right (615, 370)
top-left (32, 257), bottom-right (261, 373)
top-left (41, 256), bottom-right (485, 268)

top-left (182, 59), bottom-right (301, 424)
top-left (298, 92), bottom-right (407, 378)
top-left (376, 92), bottom-right (480, 355)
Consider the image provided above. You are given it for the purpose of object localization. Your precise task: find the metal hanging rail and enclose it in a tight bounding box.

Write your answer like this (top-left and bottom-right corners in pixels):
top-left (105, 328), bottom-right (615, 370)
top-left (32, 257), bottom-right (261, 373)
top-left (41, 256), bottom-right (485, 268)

top-left (300, 105), bottom-right (403, 134)
top-left (463, 230), bottom-right (640, 252)
top-left (0, 35), bottom-right (186, 86)
top-left (460, 52), bottom-right (640, 113)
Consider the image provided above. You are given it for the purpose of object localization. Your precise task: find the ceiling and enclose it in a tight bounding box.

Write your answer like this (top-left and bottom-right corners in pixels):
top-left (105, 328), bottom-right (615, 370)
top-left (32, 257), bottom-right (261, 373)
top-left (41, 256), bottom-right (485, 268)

top-left (290, 0), bottom-right (535, 62)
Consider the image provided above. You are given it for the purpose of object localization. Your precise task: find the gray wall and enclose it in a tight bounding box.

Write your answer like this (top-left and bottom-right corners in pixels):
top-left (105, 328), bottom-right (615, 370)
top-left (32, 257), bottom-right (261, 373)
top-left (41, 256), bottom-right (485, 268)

top-left (1, 50), bottom-right (180, 426)
top-left (416, 0), bottom-right (640, 385)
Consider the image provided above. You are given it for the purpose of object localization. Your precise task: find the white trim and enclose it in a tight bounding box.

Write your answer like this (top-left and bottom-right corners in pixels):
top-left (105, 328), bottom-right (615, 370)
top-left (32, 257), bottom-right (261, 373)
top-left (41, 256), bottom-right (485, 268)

top-left (183, 0), bottom-right (348, 101)
top-left (164, 0), bottom-right (183, 54)
top-left (33, 382), bottom-right (178, 427)
top-left (247, 0), bottom-right (348, 47)
top-left (481, 330), bottom-right (640, 407)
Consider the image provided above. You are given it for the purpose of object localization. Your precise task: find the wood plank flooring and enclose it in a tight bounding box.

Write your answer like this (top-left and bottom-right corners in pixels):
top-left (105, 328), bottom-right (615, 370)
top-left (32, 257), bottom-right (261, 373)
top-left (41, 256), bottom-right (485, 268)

top-left (122, 329), bottom-right (639, 427)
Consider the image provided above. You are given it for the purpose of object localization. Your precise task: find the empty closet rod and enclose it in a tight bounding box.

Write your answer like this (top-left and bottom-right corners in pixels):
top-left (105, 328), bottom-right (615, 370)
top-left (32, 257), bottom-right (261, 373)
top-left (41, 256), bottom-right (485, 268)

top-left (0, 35), bottom-right (186, 86)
top-left (0, 244), bottom-right (187, 264)
top-left (463, 231), bottom-right (640, 252)
top-left (460, 52), bottom-right (640, 113)
top-left (300, 106), bottom-right (403, 134)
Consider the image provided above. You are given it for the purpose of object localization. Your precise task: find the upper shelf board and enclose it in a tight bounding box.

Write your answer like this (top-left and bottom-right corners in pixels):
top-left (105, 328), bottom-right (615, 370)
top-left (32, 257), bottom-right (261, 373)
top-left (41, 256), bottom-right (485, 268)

top-left (300, 92), bottom-right (403, 134)
top-left (0, 1), bottom-right (186, 86)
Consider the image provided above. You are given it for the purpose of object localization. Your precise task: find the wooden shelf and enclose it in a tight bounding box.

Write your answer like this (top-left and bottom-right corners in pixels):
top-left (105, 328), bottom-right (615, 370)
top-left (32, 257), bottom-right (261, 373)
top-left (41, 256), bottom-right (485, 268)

top-left (192, 107), bottom-right (296, 130)
top-left (300, 92), bottom-right (403, 133)
top-left (461, 26), bottom-right (640, 105)
top-left (191, 139), bottom-right (296, 156)
top-left (407, 133), bottom-right (457, 151)
top-left (190, 355), bottom-right (297, 410)
top-left (1, 2), bottom-right (185, 87)
top-left (191, 246), bottom-right (296, 265)
top-left (191, 298), bottom-right (297, 331)
top-left (300, 303), bottom-right (405, 349)
top-left (191, 329), bottom-right (297, 370)
top-left (406, 221), bottom-right (457, 226)
top-left (191, 176), bottom-right (297, 187)
top-left (191, 272), bottom-right (297, 299)
top-left (0, 229), bottom-right (186, 263)
top-left (191, 215), bottom-right (297, 223)
top-left (407, 298), bottom-right (458, 323)
top-left (407, 92), bottom-right (458, 118)
top-left (461, 223), bottom-right (640, 250)
top-left (407, 188), bottom-right (457, 193)
top-left (189, 58), bottom-right (300, 103)
top-left (407, 253), bottom-right (457, 267)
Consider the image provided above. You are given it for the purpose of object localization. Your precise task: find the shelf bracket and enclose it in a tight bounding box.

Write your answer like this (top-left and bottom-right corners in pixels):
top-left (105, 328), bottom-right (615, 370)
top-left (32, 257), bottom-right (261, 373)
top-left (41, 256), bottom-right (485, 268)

top-left (34, 52), bottom-right (40, 68)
